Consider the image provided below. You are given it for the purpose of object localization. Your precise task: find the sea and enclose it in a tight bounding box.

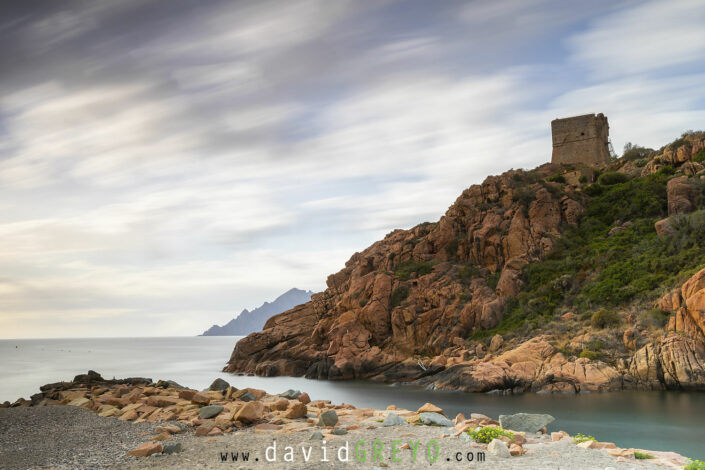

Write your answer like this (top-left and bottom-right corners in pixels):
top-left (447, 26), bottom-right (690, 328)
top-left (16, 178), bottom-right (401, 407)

top-left (1, 336), bottom-right (704, 459)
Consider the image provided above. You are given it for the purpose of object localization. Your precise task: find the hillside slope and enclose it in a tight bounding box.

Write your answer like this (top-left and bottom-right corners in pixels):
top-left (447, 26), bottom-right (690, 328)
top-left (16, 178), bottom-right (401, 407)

top-left (202, 288), bottom-right (313, 336)
top-left (225, 132), bottom-right (705, 393)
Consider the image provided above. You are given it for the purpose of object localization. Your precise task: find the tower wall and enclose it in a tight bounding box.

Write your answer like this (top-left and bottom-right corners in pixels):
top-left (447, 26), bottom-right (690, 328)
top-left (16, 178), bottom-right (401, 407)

top-left (551, 113), bottom-right (610, 166)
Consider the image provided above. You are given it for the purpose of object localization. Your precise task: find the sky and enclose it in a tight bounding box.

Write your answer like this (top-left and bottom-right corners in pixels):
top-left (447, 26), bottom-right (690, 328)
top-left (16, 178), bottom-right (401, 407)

top-left (1, 0), bottom-right (705, 339)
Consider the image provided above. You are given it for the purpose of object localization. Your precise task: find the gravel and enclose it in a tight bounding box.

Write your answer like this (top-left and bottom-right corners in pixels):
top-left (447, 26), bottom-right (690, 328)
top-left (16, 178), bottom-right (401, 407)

top-left (0, 406), bottom-right (189, 470)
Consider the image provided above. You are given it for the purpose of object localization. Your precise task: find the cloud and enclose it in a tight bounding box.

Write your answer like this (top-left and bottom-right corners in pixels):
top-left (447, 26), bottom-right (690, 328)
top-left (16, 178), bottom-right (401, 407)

top-left (568, 0), bottom-right (705, 78)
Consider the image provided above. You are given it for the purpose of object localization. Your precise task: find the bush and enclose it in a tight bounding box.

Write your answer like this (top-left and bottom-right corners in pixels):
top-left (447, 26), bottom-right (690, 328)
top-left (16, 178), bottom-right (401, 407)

top-left (573, 433), bottom-right (595, 444)
top-left (622, 143), bottom-right (653, 161)
top-left (579, 175), bottom-right (588, 183)
top-left (394, 261), bottom-right (434, 281)
top-left (547, 174), bottom-right (566, 184)
top-left (579, 350), bottom-right (600, 360)
top-left (591, 310), bottom-right (620, 329)
top-left (390, 285), bottom-right (409, 308)
top-left (685, 460), bottom-right (705, 470)
top-left (598, 172), bottom-right (629, 185)
top-left (512, 187), bottom-right (536, 215)
top-left (693, 148), bottom-right (705, 163)
top-left (635, 158), bottom-right (647, 168)
top-left (458, 264), bottom-right (479, 282)
top-left (468, 427), bottom-right (514, 444)
top-left (634, 451), bottom-right (654, 459)
top-left (487, 272), bottom-right (501, 290)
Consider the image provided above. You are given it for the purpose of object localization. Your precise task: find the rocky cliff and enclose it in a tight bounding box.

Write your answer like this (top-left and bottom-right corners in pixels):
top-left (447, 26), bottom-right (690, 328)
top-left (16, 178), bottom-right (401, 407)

top-left (225, 131), bottom-right (705, 393)
top-left (202, 288), bottom-right (313, 336)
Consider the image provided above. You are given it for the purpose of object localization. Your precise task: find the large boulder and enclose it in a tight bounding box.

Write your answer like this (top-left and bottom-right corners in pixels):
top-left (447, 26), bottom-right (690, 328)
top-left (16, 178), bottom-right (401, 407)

top-left (418, 412), bottom-right (453, 427)
top-left (498, 413), bottom-right (555, 433)
top-left (208, 378), bottom-right (230, 391)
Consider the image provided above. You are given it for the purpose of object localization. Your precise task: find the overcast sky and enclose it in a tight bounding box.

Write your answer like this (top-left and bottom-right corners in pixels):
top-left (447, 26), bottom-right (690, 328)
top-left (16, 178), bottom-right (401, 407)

top-left (1, 0), bottom-right (705, 338)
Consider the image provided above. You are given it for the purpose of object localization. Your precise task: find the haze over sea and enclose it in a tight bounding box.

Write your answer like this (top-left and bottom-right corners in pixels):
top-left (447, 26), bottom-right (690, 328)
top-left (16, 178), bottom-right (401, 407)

top-left (1, 336), bottom-right (704, 460)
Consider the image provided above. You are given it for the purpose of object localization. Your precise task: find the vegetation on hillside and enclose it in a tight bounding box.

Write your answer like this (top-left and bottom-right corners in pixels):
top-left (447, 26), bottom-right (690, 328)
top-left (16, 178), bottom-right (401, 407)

top-left (471, 167), bottom-right (705, 340)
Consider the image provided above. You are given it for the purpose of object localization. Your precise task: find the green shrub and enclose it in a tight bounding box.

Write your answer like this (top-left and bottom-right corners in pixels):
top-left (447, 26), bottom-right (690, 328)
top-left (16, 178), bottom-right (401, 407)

top-left (394, 261), bottom-right (434, 281)
top-left (579, 175), bottom-right (588, 183)
top-left (693, 148), bottom-right (705, 163)
top-left (579, 350), bottom-right (600, 360)
top-left (685, 460), bottom-right (705, 470)
top-left (598, 172), bottom-right (629, 185)
top-left (635, 158), bottom-right (647, 168)
top-left (487, 272), bottom-right (501, 290)
top-left (458, 264), bottom-right (479, 282)
top-left (445, 239), bottom-right (459, 260)
top-left (622, 143), bottom-right (653, 161)
top-left (591, 310), bottom-right (620, 329)
top-left (512, 187), bottom-right (536, 215)
top-left (468, 427), bottom-right (514, 444)
top-left (573, 433), bottom-right (595, 444)
top-left (547, 174), bottom-right (566, 184)
top-left (634, 451), bottom-right (654, 459)
top-left (390, 285), bottom-right (409, 308)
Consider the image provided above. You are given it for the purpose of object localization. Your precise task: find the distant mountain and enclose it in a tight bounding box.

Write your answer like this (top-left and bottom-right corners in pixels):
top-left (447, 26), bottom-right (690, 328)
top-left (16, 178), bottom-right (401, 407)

top-left (201, 288), bottom-right (314, 336)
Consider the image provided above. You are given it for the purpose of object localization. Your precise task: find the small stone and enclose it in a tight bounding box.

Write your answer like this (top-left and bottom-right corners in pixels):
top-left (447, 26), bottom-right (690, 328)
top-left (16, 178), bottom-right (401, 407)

top-left (162, 442), bottom-right (182, 455)
top-left (150, 432), bottom-right (171, 441)
top-left (487, 439), bottom-right (511, 458)
top-left (416, 403), bottom-right (444, 415)
top-left (285, 402), bottom-right (307, 419)
top-left (298, 392), bottom-right (311, 404)
top-left (178, 389), bottom-right (197, 401)
top-left (195, 425), bottom-right (214, 436)
top-left (272, 398), bottom-right (289, 411)
top-left (418, 412), bottom-right (453, 427)
top-left (234, 401), bottom-right (264, 423)
top-left (199, 405), bottom-right (224, 419)
top-left (381, 412), bottom-right (407, 427)
top-left (280, 389), bottom-right (302, 399)
top-left (310, 431), bottom-right (324, 440)
top-left (127, 442), bottom-right (163, 457)
top-left (155, 425), bottom-right (182, 435)
top-left (509, 443), bottom-right (523, 456)
top-left (317, 409), bottom-right (338, 426)
top-left (239, 391), bottom-right (255, 402)
top-left (332, 428), bottom-right (347, 435)
top-left (209, 378), bottom-right (230, 391)
top-left (208, 427), bottom-right (223, 436)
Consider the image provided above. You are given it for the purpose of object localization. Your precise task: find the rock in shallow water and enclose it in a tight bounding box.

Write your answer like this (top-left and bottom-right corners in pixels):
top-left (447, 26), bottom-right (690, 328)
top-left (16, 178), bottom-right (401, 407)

top-left (208, 378), bottom-right (230, 391)
top-left (499, 413), bottom-right (555, 433)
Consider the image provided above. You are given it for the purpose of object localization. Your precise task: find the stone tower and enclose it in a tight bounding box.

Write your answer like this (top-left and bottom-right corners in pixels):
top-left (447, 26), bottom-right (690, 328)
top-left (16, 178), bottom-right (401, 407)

top-left (551, 113), bottom-right (610, 166)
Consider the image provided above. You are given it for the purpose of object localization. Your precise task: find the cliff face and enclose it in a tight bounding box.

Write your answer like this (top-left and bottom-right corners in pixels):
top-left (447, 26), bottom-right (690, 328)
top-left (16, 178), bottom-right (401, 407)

top-left (202, 288), bottom-right (313, 336)
top-left (225, 131), bottom-right (705, 393)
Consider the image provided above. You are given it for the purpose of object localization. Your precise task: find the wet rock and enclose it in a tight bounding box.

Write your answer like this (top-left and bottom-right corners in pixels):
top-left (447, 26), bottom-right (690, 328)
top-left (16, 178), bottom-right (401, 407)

top-left (280, 389), bottom-right (302, 399)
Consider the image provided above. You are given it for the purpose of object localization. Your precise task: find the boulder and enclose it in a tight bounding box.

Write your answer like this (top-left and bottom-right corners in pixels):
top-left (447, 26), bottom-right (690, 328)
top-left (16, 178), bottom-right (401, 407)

top-left (298, 392), bottom-right (311, 404)
top-left (416, 403), bottom-right (444, 416)
top-left (499, 413), bottom-right (555, 433)
top-left (199, 405), bottom-right (224, 419)
top-left (272, 398), bottom-right (289, 411)
top-left (381, 412), bottom-right (407, 426)
top-left (126, 442), bottom-right (163, 457)
top-left (317, 409), bottom-right (339, 426)
top-left (284, 402), bottom-right (307, 419)
top-left (280, 389), bottom-right (302, 399)
top-left (417, 412), bottom-right (453, 427)
top-left (487, 439), bottom-right (511, 458)
top-left (310, 431), bottom-right (324, 440)
top-left (191, 393), bottom-right (210, 406)
top-left (208, 378), bottom-right (230, 391)
top-left (234, 401), bottom-right (264, 423)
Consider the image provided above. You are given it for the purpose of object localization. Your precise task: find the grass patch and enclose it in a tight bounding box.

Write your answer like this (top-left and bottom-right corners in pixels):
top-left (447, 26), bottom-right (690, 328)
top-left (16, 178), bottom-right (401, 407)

top-left (390, 285), bottom-right (409, 308)
top-left (394, 261), bottom-right (435, 281)
top-left (634, 451), bottom-right (654, 459)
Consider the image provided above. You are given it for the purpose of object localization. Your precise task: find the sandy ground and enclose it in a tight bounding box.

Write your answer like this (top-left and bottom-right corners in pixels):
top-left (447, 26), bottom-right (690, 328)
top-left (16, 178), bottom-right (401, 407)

top-left (0, 406), bottom-right (678, 470)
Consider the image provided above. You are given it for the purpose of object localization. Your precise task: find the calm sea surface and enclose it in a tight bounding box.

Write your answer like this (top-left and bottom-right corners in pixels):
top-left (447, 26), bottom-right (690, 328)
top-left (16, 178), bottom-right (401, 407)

top-left (1, 336), bottom-right (704, 459)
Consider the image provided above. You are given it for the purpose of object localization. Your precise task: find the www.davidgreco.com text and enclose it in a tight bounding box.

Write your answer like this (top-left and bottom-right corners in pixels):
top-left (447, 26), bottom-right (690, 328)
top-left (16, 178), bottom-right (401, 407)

top-left (218, 439), bottom-right (486, 464)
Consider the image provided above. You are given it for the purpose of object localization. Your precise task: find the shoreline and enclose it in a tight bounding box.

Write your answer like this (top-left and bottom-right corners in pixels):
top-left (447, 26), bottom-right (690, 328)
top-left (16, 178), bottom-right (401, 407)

top-left (0, 371), bottom-right (698, 469)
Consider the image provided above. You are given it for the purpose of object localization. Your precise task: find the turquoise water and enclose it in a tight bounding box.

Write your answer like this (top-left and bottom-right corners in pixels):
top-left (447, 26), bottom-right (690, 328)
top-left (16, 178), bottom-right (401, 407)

top-left (1, 336), bottom-right (704, 459)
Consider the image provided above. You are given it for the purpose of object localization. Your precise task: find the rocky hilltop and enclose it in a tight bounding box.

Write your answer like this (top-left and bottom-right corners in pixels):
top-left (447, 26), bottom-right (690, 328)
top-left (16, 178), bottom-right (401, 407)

top-left (225, 132), bottom-right (705, 393)
top-left (202, 288), bottom-right (313, 336)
